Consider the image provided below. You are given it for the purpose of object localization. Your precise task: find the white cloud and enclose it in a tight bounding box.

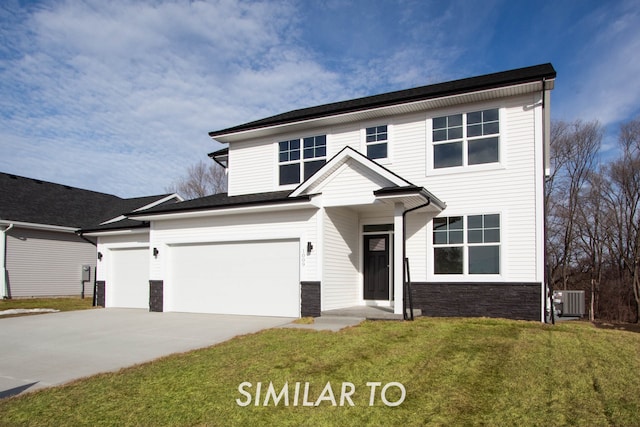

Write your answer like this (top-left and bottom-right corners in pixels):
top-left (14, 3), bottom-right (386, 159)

top-left (0, 0), bottom-right (351, 197)
top-left (6, 0), bottom-right (632, 200)
top-left (553, 0), bottom-right (640, 127)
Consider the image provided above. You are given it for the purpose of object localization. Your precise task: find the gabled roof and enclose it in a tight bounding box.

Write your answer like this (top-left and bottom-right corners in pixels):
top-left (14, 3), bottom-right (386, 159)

top-left (0, 172), bottom-right (179, 231)
top-left (209, 63), bottom-right (556, 140)
top-left (290, 146), bottom-right (414, 197)
top-left (291, 146), bottom-right (446, 210)
top-left (126, 190), bottom-right (311, 218)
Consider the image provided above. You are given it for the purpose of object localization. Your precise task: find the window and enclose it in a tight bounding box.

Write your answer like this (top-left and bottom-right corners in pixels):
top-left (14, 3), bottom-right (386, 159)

top-left (432, 108), bottom-right (499, 169)
top-left (433, 214), bottom-right (500, 275)
top-left (366, 125), bottom-right (388, 159)
top-left (279, 135), bottom-right (326, 185)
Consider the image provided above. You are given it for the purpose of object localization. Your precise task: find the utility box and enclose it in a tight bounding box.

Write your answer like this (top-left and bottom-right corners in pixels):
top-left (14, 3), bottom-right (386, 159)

top-left (553, 290), bottom-right (585, 317)
top-left (81, 265), bottom-right (91, 282)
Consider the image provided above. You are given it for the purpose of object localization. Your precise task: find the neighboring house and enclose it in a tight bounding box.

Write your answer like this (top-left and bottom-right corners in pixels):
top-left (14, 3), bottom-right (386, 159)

top-left (0, 172), bottom-right (181, 299)
top-left (86, 63), bottom-right (555, 321)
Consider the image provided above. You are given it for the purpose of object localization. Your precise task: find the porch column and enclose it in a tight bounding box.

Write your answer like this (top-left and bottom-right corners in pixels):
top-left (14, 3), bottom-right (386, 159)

top-left (393, 203), bottom-right (404, 315)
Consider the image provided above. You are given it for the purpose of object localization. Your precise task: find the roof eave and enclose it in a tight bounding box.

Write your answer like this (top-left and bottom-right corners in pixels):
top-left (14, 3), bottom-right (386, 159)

top-left (127, 195), bottom-right (316, 221)
top-left (210, 64), bottom-right (556, 142)
top-left (374, 187), bottom-right (446, 211)
top-left (0, 219), bottom-right (79, 233)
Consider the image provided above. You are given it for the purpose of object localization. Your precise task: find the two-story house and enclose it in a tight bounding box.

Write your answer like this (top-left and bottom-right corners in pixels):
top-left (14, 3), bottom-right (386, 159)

top-left (85, 63), bottom-right (555, 322)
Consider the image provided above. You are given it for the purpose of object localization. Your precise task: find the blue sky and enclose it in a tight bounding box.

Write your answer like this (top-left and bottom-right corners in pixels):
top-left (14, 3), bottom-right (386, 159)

top-left (1, 0), bottom-right (639, 197)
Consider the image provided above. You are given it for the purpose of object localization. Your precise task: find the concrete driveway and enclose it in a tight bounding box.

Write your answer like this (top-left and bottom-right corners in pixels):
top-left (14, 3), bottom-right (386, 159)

top-left (0, 308), bottom-right (293, 398)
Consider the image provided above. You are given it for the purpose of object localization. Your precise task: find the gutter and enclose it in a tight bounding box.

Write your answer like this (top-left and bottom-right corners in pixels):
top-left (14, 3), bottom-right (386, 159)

top-left (76, 232), bottom-right (97, 302)
top-left (1, 224), bottom-right (15, 299)
top-left (76, 231), bottom-right (99, 306)
top-left (541, 77), bottom-right (554, 325)
top-left (401, 199), bottom-right (432, 320)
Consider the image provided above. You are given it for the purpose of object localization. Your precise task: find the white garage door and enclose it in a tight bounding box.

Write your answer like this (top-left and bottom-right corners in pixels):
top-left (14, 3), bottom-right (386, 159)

top-left (107, 247), bottom-right (149, 309)
top-left (167, 239), bottom-right (300, 317)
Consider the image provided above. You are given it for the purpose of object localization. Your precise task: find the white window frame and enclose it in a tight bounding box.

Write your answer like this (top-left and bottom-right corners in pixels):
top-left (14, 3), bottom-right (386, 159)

top-left (361, 123), bottom-right (392, 164)
top-left (431, 213), bottom-right (502, 279)
top-left (426, 106), bottom-right (504, 176)
top-left (277, 134), bottom-right (327, 188)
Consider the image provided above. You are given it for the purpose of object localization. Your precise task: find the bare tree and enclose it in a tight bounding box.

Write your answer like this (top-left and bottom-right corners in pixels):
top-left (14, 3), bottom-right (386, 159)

top-left (574, 169), bottom-right (607, 320)
top-left (603, 118), bottom-right (640, 322)
top-left (166, 160), bottom-right (227, 199)
top-left (547, 120), bottom-right (602, 291)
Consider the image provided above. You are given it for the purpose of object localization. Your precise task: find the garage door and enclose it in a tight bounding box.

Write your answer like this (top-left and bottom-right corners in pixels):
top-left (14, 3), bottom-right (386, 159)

top-left (167, 239), bottom-right (299, 317)
top-left (107, 247), bottom-right (149, 309)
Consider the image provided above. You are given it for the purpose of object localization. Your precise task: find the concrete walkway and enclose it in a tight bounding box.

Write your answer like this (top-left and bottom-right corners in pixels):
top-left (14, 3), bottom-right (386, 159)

top-left (0, 308), bottom-right (293, 398)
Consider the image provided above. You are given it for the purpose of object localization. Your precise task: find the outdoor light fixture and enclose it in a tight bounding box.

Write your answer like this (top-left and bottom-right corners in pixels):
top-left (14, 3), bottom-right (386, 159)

top-left (97, 252), bottom-right (103, 261)
top-left (153, 247), bottom-right (159, 258)
top-left (307, 241), bottom-right (313, 253)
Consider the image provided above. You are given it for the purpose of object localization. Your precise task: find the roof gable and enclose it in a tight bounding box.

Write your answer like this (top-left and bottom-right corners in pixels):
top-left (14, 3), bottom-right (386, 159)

top-left (290, 146), bottom-right (413, 198)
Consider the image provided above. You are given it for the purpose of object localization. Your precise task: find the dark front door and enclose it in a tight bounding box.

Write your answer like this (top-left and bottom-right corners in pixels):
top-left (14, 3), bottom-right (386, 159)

top-left (364, 234), bottom-right (390, 300)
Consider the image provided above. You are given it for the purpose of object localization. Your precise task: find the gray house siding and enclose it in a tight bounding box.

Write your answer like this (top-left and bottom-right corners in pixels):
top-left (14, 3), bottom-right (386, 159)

top-left (5, 227), bottom-right (96, 298)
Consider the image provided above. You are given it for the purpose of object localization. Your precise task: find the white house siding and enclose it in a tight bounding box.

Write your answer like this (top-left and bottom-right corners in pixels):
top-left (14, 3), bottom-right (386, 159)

top-left (223, 92), bottom-right (542, 286)
top-left (420, 94), bottom-right (541, 282)
top-left (326, 124), bottom-right (359, 158)
top-left (323, 207), bottom-right (359, 310)
top-left (5, 227), bottom-right (96, 298)
top-left (227, 137), bottom-right (275, 196)
top-left (404, 211), bottom-right (433, 282)
top-left (150, 209), bottom-right (319, 283)
top-left (318, 160), bottom-right (396, 207)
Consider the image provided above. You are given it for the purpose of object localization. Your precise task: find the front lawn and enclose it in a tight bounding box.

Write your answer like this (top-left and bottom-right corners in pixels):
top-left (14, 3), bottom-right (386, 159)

top-left (0, 318), bottom-right (639, 426)
top-left (0, 297), bottom-right (94, 314)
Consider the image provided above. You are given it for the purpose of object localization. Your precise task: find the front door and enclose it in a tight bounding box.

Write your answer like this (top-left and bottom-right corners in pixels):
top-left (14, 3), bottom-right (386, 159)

top-left (363, 234), bottom-right (390, 300)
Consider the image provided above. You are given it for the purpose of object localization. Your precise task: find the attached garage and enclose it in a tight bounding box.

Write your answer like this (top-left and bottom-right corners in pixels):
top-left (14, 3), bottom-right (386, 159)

top-left (106, 247), bottom-right (150, 309)
top-left (165, 239), bottom-right (300, 317)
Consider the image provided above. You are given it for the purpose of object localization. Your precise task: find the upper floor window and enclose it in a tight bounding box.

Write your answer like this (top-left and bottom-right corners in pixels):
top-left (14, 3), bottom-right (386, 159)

top-left (432, 108), bottom-right (499, 169)
top-left (433, 214), bottom-right (500, 275)
top-left (279, 135), bottom-right (326, 186)
top-left (366, 125), bottom-right (388, 159)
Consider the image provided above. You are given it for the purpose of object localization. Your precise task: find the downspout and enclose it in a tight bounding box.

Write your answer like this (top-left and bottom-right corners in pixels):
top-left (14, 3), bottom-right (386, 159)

top-left (402, 198), bottom-right (431, 320)
top-left (1, 224), bottom-right (15, 299)
top-left (77, 231), bottom-right (98, 307)
top-left (541, 77), bottom-right (554, 324)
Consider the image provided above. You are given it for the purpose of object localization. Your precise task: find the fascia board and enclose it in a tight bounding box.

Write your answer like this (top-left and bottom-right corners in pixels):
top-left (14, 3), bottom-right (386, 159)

top-left (212, 82), bottom-right (546, 143)
top-left (130, 199), bottom-right (318, 221)
top-left (133, 194), bottom-right (184, 211)
top-left (0, 219), bottom-right (78, 233)
top-left (82, 228), bottom-right (150, 237)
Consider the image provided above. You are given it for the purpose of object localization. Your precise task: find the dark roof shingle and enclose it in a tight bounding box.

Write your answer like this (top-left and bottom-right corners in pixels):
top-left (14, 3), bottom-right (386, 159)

top-left (128, 191), bottom-right (309, 217)
top-left (0, 172), bottom-right (174, 230)
top-left (209, 63), bottom-right (556, 138)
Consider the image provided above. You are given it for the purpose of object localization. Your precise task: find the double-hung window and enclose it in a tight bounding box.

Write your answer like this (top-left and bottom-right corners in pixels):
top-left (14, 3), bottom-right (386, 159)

top-left (432, 108), bottom-right (499, 169)
top-left (433, 214), bottom-right (500, 275)
top-left (365, 125), bottom-right (388, 159)
top-left (279, 135), bottom-right (326, 186)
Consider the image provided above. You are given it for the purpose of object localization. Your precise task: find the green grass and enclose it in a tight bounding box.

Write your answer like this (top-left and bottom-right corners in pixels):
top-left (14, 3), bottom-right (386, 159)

top-left (0, 297), bottom-right (95, 313)
top-left (1, 318), bottom-right (639, 426)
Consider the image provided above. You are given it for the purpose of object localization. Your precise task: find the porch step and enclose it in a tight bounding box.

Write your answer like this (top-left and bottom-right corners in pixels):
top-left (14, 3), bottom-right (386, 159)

top-left (321, 306), bottom-right (422, 320)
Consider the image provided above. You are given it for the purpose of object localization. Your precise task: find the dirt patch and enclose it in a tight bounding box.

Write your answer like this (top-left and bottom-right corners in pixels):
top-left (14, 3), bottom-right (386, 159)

top-left (593, 321), bottom-right (640, 334)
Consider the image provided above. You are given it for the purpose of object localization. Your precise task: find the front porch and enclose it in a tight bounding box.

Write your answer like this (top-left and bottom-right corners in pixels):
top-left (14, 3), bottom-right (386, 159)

top-left (321, 305), bottom-right (422, 320)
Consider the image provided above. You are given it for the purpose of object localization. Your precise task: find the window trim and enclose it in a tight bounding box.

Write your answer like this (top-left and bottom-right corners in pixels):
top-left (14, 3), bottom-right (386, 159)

top-left (430, 213), bottom-right (502, 279)
top-left (361, 122), bottom-right (392, 163)
top-left (426, 106), bottom-right (505, 176)
top-left (277, 134), bottom-right (327, 188)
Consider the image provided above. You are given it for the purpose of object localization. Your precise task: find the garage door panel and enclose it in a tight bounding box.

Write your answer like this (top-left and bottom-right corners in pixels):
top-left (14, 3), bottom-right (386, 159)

top-left (107, 247), bottom-right (149, 309)
top-left (167, 240), bottom-right (299, 317)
